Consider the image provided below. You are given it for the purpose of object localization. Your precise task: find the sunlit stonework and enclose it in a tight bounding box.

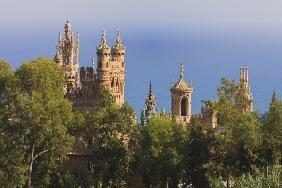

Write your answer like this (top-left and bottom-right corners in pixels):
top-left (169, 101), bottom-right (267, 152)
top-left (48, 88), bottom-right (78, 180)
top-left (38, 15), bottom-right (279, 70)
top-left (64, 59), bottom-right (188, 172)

top-left (54, 21), bottom-right (126, 108)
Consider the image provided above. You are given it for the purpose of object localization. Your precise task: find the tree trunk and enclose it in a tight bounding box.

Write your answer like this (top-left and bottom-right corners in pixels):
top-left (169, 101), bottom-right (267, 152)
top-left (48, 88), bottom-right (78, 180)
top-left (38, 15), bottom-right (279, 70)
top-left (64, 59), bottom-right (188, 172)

top-left (27, 145), bottom-right (35, 188)
top-left (226, 170), bottom-right (230, 188)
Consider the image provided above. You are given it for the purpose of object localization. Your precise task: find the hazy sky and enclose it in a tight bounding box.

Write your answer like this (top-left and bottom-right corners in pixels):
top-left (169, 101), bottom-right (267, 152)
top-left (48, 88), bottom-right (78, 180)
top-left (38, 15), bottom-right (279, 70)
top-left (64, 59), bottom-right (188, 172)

top-left (1, 0), bottom-right (282, 29)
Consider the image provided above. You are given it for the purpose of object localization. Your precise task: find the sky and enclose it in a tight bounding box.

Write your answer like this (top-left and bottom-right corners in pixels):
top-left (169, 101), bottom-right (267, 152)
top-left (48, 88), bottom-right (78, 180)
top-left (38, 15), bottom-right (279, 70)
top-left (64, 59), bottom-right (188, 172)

top-left (1, 0), bottom-right (282, 29)
top-left (1, 0), bottom-right (282, 117)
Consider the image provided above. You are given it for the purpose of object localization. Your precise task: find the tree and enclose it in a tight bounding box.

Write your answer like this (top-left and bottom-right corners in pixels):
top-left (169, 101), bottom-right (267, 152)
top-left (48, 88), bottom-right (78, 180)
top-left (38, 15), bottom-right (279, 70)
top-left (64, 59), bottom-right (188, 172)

top-left (0, 57), bottom-right (74, 187)
top-left (140, 116), bottom-right (186, 187)
top-left (262, 93), bottom-right (282, 164)
top-left (82, 91), bottom-right (138, 187)
top-left (183, 121), bottom-right (210, 188)
top-left (0, 60), bottom-right (26, 187)
top-left (207, 78), bottom-right (261, 188)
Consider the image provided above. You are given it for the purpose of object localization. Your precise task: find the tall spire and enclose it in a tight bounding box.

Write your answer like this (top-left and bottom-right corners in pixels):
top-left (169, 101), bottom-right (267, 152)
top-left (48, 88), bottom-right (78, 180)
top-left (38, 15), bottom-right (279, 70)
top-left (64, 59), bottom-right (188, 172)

top-left (271, 90), bottom-right (277, 103)
top-left (116, 28), bottom-right (121, 44)
top-left (180, 63), bottom-right (184, 79)
top-left (149, 81), bottom-right (152, 95)
top-left (143, 82), bottom-right (156, 124)
top-left (237, 66), bottom-right (253, 112)
top-left (114, 28), bottom-right (124, 48)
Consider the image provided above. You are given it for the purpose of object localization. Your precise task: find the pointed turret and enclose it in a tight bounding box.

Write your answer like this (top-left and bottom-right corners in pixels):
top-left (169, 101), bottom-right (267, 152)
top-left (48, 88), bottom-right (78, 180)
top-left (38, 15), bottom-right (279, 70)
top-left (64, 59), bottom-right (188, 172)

top-left (113, 28), bottom-right (124, 49)
top-left (97, 29), bottom-right (109, 49)
top-left (96, 29), bottom-right (111, 91)
top-left (271, 90), bottom-right (277, 104)
top-left (54, 21), bottom-right (80, 97)
top-left (141, 82), bottom-right (157, 125)
top-left (236, 66), bottom-right (253, 112)
top-left (145, 82), bottom-right (156, 114)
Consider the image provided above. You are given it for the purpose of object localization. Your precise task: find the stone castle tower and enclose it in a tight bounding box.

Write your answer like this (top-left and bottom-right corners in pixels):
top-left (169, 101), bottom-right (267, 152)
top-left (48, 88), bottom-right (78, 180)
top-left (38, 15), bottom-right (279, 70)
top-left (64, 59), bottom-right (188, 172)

top-left (96, 29), bottom-right (126, 106)
top-left (54, 21), bottom-right (80, 97)
top-left (236, 66), bottom-right (253, 112)
top-left (170, 64), bottom-right (193, 124)
top-left (55, 21), bottom-right (126, 107)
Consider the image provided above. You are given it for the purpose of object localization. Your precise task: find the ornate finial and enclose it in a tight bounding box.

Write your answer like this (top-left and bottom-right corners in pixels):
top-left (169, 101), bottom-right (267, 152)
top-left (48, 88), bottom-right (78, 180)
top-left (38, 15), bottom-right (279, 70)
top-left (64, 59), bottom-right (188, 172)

top-left (92, 58), bottom-right (95, 69)
top-left (114, 28), bottom-right (124, 49)
top-left (149, 81), bottom-right (152, 95)
top-left (272, 90), bottom-right (277, 103)
top-left (98, 28), bottom-right (108, 49)
top-left (180, 63), bottom-right (184, 79)
top-left (58, 32), bottom-right (61, 42)
top-left (101, 28), bottom-right (106, 44)
top-left (117, 28), bottom-right (121, 44)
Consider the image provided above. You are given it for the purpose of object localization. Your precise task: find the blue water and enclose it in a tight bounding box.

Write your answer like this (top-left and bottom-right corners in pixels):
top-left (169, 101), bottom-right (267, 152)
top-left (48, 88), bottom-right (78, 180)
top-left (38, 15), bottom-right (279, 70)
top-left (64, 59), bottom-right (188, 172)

top-left (1, 24), bottom-right (282, 120)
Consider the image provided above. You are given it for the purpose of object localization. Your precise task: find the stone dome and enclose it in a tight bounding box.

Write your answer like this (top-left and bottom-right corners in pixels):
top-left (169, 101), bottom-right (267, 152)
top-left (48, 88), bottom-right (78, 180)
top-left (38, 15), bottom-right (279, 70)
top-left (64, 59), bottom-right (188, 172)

top-left (170, 64), bottom-right (193, 92)
top-left (171, 77), bottom-right (192, 91)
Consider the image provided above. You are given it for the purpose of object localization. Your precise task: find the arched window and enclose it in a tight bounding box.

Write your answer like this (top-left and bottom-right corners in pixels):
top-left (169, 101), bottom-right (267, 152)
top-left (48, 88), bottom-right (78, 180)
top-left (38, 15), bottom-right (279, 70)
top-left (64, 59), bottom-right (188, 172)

top-left (181, 97), bottom-right (187, 116)
top-left (111, 79), bottom-right (114, 88)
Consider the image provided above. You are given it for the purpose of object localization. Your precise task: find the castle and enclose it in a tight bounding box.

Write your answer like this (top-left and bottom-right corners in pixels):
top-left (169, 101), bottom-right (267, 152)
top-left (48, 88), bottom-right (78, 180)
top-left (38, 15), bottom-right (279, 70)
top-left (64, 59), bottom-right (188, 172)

top-left (54, 21), bottom-right (126, 109)
top-left (140, 65), bottom-right (253, 129)
top-left (54, 21), bottom-right (253, 129)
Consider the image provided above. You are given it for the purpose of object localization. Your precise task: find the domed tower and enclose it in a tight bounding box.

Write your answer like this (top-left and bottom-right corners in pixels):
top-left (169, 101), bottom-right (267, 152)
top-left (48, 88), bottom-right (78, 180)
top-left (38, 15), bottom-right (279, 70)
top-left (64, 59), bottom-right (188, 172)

top-left (110, 29), bottom-right (126, 105)
top-left (54, 20), bottom-right (80, 96)
top-left (96, 29), bottom-right (111, 91)
top-left (170, 64), bottom-right (193, 124)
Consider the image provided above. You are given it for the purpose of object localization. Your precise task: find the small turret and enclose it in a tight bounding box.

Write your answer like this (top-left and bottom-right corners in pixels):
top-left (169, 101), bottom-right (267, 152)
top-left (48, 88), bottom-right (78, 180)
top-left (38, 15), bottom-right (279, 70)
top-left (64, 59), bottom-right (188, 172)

top-left (145, 82), bottom-right (156, 115)
top-left (54, 21), bottom-right (80, 97)
top-left (54, 51), bottom-right (62, 64)
top-left (96, 29), bottom-right (111, 90)
top-left (111, 28), bottom-right (126, 65)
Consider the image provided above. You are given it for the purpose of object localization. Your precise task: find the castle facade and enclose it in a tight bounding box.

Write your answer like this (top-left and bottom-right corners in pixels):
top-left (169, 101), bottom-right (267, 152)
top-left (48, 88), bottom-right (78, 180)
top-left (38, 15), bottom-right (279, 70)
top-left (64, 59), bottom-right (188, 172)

top-left (54, 21), bottom-right (253, 129)
top-left (141, 64), bottom-right (253, 129)
top-left (54, 21), bottom-right (126, 108)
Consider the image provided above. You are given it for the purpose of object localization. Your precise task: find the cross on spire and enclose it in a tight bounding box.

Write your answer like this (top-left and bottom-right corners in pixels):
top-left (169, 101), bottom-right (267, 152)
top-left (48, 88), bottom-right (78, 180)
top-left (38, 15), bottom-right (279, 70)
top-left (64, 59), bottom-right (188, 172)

top-left (180, 63), bottom-right (184, 79)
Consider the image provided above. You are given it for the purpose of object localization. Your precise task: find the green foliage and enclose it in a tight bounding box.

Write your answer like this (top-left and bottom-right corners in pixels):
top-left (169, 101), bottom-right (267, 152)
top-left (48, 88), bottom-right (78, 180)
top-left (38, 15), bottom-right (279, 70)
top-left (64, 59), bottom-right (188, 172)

top-left (0, 60), bottom-right (26, 187)
top-left (0, 58), bottom-right (74, 187)
top-left (2, 58), bottom-right (282, 188)
top-left (206, 77), bottom-right (261, 187)
top-left (262, 99), bottom-right (282, 164)
top-left (210, 165), bottom-right (282, 188)
top-left (139, 116), bottom-right (186, 187)
top-left (183, 123), bottom-right (210, 188)
top-left (81, 91), bottom-right (137, 187)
